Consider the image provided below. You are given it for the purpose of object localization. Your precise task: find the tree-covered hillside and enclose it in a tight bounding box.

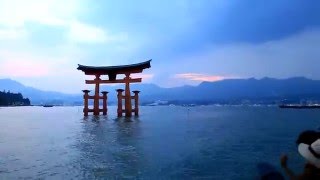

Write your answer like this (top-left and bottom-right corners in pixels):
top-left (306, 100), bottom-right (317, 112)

top-left (0, 91), bottom-right (31, 106)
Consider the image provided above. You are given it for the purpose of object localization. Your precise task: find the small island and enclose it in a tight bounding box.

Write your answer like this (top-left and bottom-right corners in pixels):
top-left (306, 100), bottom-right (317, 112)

top-left (0, 91), bottom-right (31, 106)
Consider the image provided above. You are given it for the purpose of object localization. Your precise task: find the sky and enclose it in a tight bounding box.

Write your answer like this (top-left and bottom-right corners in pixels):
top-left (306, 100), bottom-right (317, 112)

top-left (0, 0), bottom-right (319, 93)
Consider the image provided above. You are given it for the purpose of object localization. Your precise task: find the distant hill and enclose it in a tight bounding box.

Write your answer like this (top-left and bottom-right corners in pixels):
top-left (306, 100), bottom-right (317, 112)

top-left (0, 91), bottom-right (30, 106)
top-left (0, 79), bottom-right (81, 105)
top-left (172, 77), bottom-right (320, 104)
top-left (1, 77), bottom-right (320, 105)
top-left (106, 77), bottom-right (320, 104)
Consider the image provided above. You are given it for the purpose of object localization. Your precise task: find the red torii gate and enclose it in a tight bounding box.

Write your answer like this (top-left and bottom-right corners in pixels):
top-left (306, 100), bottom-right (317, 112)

top-left (77, 60), bottom-right (151, 117)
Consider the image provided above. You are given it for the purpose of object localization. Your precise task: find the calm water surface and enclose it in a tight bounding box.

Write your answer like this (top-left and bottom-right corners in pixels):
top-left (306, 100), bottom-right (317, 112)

top-left (0, 106), bottom-right (320, 179)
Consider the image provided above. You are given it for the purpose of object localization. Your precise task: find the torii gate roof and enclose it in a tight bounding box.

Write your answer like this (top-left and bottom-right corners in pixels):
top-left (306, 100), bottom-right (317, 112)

top-left (77, 59), bottom-right (151, 76)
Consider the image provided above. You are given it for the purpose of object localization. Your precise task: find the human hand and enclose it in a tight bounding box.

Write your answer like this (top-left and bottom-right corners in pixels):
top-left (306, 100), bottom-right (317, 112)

top-left (280, 154), bottom-right (288, 167)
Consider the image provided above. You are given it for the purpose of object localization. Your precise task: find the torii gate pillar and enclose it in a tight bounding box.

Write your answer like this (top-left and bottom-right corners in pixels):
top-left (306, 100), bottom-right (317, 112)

top-left (124, 73), bottom-right (132, 117)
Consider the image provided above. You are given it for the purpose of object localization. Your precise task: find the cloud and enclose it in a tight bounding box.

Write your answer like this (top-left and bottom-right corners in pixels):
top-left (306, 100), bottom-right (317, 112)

top-left (147, 28), bottom-right (320, 88)
top-left (0, 1), bottom-right (319, 93)
top-left (0, 60), bottom-right (49, 77)
top-left (174, 73), bottom-right (234, 82)
top-left (0, 46), bottom-right (86, 77)
top-left (0, 0), bottom-right (78, 27)
top-left (68, 22), bottom-right (128, 44)
top-left (0, 0), bottom-right (116, 44)
top-left (0, 51), bottom-right (51, 77)
top-left (0, 28), bottom-right (27, 40)
top-left (169, 29), bottom-right (320, 80)
top-left (131, 73), bottom-right (154, 82)
top-left (68, 22), bottom-right (107, 43)
top-left (0, 48), bottom-right (89, 93)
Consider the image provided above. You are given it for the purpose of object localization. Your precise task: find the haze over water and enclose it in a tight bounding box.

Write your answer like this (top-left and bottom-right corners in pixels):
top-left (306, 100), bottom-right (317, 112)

top-left (0, 106), bottom-right (319, 179)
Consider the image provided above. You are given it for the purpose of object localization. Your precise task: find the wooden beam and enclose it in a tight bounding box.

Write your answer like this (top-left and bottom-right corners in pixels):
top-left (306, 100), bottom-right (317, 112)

top-left (85, 78), bottom-right (142, 84)
top-left (84, 69), bottom-right (144, 76)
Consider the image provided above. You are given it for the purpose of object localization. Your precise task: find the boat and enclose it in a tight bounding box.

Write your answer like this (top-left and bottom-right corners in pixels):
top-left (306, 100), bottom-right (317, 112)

top-left (43, 105), bottom-right (54, 107)
top-left (279, 104), bottom-right (320, 109)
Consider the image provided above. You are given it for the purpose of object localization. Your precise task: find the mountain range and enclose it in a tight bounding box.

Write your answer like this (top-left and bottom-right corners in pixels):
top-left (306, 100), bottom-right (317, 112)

top-left (0, 79), bottom-right (80, 105)
top-left (1, 77), bottom-right (320, 105)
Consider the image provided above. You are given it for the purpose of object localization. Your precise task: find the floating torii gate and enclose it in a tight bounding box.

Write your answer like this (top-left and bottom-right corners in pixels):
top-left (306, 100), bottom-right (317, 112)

top-left (77, 60), bottom-right (151, 117)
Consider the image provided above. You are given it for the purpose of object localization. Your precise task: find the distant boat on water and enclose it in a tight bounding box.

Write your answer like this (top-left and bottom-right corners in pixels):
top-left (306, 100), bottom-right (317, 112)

top-left (279, 104), bottom-right (320, 109)
top-left (43, 105), bottom-right (54, 107)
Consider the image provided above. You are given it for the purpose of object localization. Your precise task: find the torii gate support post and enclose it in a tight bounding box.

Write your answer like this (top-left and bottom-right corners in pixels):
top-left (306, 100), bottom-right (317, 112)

top-left (117, 89), bottom-right (124, 117)
top-left (82, 90), bottom-right (90, 116)
top-left (124, 73), bottom-right (132, 117)
top-left (101, 91), bottom-right (108, 115)
top-left (93, 75), bottom-right (101, 116)
top-left (132, 90), bottom-right (140, 116)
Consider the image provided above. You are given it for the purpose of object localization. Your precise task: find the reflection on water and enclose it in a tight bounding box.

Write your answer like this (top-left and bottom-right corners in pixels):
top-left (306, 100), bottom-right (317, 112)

top-left (75, 116), bottom-right (145, 179)
top-left (0, 106), bottom-right (320, 179)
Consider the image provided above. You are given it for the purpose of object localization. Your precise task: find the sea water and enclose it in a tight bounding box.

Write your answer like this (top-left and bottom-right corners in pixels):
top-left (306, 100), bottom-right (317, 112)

top-left (0, 106), bottom-right (319, 179)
